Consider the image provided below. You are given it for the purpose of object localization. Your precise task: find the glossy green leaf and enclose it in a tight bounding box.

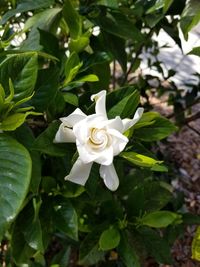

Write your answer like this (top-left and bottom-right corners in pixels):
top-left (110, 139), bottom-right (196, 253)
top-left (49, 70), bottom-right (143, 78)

top-left (53, 197), bottom-right (78, 240)
top-left (120, 151), bottom-right (167, 172)
top-left (99, 226), bottom-right (120, 251)
top-left (0, 134), bottom-right (31, 239)
top-left (0, 52), bottom-right (38, 100)
top-left (14, 125), bottom-right (41, 194)
top-left (139, 211), bottom-right (182, 228)
top-left (0, 0), bottom-right (55, 25)
top-left (108, 90), bottom-right (140, 119)
top-left (134, 112), bottom-right (177, 141)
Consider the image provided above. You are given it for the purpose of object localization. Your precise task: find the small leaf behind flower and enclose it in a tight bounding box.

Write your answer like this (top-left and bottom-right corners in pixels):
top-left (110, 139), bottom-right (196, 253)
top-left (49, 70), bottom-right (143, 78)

top-left (99, 226), bottom-right (120, 251)
top-left (120, 152), bottom-right (168, 172)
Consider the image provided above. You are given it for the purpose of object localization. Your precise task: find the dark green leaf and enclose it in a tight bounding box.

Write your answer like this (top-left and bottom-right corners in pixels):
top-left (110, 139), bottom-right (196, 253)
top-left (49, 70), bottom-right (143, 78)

top-left (134, 112), bottom-right (177, 141)
top-left (182, 213), bottom-right (200, 225)
top-left (139, 227), bottom-right (172, 264)
top-left (53, 197), bottom-right (78, 240)
top-left (117, 232), bottom-right (141, 267)
top-left (79, 231), bottom-right (105, 265)
top-left (33, 121), bottom-right (68, 156)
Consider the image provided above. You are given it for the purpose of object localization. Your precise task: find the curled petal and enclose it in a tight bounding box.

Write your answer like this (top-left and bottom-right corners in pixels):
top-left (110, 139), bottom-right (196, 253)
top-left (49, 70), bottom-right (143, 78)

top-left (100, 163), bottom-right (119, 191)
top-left (60, 108), bottom-right (86, 127)
top-left (77, 140), bottom-right (114, 165)
top-left (122, 107), bottom-right (144, 133)
top-left (107, 128), bottom-right (128, 156)
top-left (73, 114), bottom-right (105, 144)
top-left (65, 157), bottom-right (93, 186)
top-left (54, 123), bottom-right (76, 143)
top-left (91, 90), bottom-right (107, 118)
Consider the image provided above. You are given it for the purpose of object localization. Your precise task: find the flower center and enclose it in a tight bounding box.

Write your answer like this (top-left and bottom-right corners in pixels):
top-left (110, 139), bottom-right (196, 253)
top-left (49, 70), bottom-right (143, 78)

top-left (88, 127), bottom-right (111, 150)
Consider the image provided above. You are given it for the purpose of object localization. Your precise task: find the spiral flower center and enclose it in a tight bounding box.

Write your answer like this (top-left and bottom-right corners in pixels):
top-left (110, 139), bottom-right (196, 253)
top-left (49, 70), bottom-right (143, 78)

top-left (88, 127), bottom-right (111, 150)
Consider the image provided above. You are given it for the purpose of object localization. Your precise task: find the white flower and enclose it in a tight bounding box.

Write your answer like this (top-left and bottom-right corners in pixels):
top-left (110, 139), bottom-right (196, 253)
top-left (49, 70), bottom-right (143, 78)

top-left (54, 90), bottom-right (143, 191)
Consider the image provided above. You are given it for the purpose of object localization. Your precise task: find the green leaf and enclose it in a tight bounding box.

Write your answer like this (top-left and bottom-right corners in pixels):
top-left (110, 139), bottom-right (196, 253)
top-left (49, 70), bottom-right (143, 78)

top-left (29, 67), bottom-right (59, 112)
top-left (94, 9), bottom-right (143, 42)
top-left (108, 90), bottom-right (140, 119)
top-left (69, 35), bottom-right (90, 53)
top-left (182, 213), bottom-right (200, 225)
top-left (188, 46), bottom-right (200, 57)
top-left (139, 227), bottom-right (172, 264)
top-left (0, 111), bottom-right (40, 131)
top-left (23, 8), bottom-right (61, 32)
top-left (0, 52), bottom-right (38, 100)
top-left (0, 134), bottom-right (31, 239)
top-left (180, 0), bottom-right (200, 40)
top-left (117, 232), bottom-right (141, 267)
top-left (11, 200), bottom-right (43, 264)
top-left (53, 197), bottom-right (78, 241)
top-left (139, 211), bottom-right (182, 228)
top-left (134, 112), bottom-right (177, 141)
top-left (62, 0), bottom-right (82, 39)
top-left (79, 231), bottom-right (105, 265)
top-left (33, 121), bottom-right (68, 156)
top-left (99, 226), bottom-right (120, 251)
top-left (164, 0), bottom-right (174, 13)
top-left (64, 52), bottom-right (82, 85)
top-left (102, 32), bottom-right (127, 72)
top-left (192, 226), bottom-right (200, 261)
top-left (63, 92), bottom-right (79, 106)
top-left (120, 151), bottom-right (167, 172)
top-left (14, 125), bottom-right (41, 194)
top-left (76, 74), bottom-right (99, 83)
top-left (0, 0), bottom-right (55, 25)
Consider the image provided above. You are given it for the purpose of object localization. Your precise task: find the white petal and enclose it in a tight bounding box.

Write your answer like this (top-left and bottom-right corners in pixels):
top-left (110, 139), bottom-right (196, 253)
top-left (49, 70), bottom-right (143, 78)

top-left (91, 90), bottom-right (107, 118)
top-left (77, 140), bottom-right (114, 165)
top-left (104, 116), bottom-right (124, 133)
top-left (107, 128), bottom-right (128, 155)
top-left (100, 164), bottom-right (119, 191)
top-left (65, 157), bottom-right (93, 186)
top-left (60, 108), bottom-right (86, 127)
top-left (54, 123), bottom-right (76, 143)
top-left (122, 107), bottom-right (144, 132)
top-left (73, 114), bottom-right (105, 144)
